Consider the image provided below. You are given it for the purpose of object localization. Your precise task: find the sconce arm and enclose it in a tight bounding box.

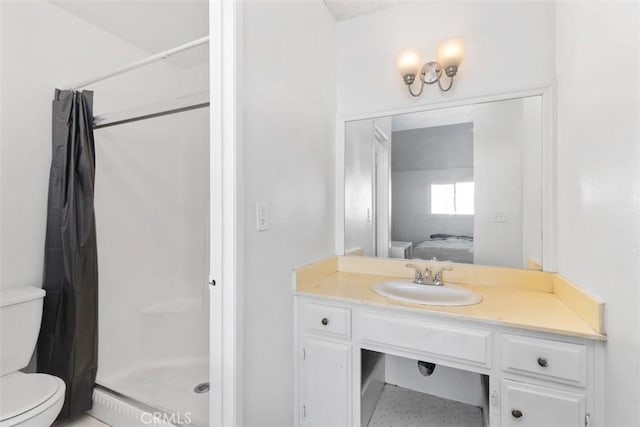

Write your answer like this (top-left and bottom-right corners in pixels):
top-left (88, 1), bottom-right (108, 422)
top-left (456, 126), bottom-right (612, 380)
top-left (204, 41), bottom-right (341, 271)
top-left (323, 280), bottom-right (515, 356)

top-left (408, 81), bottom-right (425, 97)
top-left (437, 75), bottom-right (455, 92)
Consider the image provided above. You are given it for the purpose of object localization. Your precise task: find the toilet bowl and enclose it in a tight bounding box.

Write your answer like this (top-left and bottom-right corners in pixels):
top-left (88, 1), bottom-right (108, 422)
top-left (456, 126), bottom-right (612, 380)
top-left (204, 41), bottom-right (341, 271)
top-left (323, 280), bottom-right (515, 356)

top-left (0, 287), bottom-right (66, 427)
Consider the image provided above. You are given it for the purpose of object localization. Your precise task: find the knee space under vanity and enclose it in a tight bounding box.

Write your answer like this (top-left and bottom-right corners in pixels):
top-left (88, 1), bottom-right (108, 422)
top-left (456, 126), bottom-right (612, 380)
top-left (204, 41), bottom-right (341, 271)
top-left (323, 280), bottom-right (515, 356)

top-left (361, 349), bottom-right (489, 427)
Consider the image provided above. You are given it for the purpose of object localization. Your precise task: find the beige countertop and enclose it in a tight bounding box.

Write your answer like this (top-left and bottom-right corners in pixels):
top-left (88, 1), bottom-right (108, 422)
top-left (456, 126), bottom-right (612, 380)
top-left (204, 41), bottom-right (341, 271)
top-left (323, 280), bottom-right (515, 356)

top-left (295, 257), bottom-right (606, 341)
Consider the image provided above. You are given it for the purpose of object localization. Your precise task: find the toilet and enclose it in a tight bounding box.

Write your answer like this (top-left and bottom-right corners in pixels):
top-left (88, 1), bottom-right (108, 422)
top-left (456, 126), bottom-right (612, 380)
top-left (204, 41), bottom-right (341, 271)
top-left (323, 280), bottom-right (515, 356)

top-left (0, 287), bottom-right (66, 426)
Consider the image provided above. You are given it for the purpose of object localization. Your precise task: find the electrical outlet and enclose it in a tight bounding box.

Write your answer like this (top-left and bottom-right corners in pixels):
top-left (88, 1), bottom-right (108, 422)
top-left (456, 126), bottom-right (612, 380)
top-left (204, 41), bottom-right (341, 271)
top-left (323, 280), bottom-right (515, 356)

top-left (256, 202), bottom-right (269, 231)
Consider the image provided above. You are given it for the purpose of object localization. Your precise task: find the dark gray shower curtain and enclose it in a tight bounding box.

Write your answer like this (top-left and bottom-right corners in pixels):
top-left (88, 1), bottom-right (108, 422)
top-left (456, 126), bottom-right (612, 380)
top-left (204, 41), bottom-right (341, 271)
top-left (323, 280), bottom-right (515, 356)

top-left (37, 89), bottom-right (98, 420)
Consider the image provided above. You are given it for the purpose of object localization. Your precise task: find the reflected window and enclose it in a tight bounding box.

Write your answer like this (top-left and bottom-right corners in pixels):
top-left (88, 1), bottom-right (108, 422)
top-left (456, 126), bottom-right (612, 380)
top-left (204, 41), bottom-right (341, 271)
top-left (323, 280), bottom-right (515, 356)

top-left (431, 182), bottom-right (474, 215)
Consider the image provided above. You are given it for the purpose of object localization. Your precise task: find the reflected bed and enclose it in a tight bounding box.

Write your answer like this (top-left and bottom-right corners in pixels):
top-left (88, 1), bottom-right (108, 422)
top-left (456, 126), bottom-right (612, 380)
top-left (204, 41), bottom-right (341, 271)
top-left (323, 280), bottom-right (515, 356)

top-left (412, 236), bottom-right (474, 264)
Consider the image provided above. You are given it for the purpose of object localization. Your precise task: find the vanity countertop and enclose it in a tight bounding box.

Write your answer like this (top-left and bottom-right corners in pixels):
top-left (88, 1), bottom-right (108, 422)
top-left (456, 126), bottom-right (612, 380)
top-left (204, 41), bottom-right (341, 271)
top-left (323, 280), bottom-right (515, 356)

top-left (294, 256), bottom-right (606, 341)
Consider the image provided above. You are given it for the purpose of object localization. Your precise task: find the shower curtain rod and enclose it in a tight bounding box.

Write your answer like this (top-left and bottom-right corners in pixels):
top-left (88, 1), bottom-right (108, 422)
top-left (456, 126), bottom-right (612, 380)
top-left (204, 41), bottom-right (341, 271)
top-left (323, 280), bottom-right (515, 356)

top-left (62, 36), bottom-right (209, 90)
top-left (93, 102), bottom-right (209, 129)
top-left (92, 91), bottom-right (209, 129)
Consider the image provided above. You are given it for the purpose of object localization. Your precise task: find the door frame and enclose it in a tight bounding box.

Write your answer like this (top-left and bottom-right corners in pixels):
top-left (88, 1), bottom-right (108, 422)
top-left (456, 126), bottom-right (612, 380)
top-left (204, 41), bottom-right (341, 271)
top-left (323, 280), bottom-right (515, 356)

top-left (210, 1), bottom-right (243, 426)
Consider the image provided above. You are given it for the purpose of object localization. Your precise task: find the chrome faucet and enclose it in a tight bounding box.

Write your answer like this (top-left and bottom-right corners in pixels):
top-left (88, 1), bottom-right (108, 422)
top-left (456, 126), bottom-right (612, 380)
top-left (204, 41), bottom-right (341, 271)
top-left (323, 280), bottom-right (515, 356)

top-left (433, 266), bottom-right (453, 286)
top-left (406, 264), bottom-right (434, 285)
top-left (406, 264), bottom-right (425, 284)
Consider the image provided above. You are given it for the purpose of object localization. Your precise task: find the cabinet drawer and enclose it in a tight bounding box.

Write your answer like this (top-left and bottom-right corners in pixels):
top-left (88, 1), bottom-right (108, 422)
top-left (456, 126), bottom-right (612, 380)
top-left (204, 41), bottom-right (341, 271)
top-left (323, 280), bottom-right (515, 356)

top-left (302, 302), bottom-right (351, 339)
top-left (501, 380), bottom-right (585, 427)
top-left (502, 334), bottom-right (587, 386)
top-left (358, 312), bottom-right (491, 367)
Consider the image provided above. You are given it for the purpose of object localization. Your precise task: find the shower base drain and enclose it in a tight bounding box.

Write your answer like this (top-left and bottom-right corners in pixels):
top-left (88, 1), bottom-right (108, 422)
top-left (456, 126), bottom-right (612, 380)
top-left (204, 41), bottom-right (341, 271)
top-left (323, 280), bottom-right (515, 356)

top-left (194, 382), bottom-right (210, 394)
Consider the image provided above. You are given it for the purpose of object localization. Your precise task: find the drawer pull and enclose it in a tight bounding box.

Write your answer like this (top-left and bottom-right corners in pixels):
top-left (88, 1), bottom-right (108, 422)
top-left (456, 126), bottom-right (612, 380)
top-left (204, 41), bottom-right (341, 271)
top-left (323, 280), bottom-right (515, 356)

top-left (537, 357), bottom-right (549, 367)
top-left (321, 318), bottom-right (329, 326)
top-left (511, 409), bottom-right (523, 419)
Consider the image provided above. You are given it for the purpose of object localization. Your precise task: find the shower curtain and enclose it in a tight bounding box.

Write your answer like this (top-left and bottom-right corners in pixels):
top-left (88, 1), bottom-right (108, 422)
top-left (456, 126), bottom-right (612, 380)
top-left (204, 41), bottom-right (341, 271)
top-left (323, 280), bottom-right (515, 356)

top-left (37, 89), bottom-right (99, 419)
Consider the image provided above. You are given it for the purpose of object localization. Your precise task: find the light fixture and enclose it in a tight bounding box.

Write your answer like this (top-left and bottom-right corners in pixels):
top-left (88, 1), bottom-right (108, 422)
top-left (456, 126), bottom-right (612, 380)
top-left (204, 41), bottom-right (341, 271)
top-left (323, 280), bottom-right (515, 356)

top-left (396, 37), bottom-right (465, 97)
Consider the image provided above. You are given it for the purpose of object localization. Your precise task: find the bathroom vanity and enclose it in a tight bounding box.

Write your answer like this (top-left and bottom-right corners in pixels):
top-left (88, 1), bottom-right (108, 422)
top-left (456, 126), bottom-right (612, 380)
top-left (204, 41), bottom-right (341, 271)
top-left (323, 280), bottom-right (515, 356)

top-left (293, 256), bottom-right (605, 427)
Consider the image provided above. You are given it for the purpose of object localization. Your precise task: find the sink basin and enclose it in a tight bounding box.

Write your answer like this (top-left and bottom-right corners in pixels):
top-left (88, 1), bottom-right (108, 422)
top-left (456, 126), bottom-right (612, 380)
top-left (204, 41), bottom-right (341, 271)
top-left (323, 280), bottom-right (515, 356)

top-left (373, 281), bottom-right (482, 307)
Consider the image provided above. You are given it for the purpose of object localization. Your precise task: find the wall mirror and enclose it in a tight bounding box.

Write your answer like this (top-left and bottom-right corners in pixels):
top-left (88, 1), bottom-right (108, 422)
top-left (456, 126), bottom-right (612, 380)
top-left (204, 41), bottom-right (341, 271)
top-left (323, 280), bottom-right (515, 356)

top-left (343, 95), bottom-right (546, 270)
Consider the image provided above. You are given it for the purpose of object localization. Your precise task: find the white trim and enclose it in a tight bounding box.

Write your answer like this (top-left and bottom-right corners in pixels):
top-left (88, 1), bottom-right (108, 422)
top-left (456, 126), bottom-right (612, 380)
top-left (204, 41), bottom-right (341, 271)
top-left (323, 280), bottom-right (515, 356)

top-left (373, 122), bottom-right (390, 258)
top-left (541, 85), bottom-right (557, 272)
top-left (335, 115), bottom-right (346, 256)
top-left (592, 342), bottom-right (606, 426)
top-left (292, 291), bottom-right (301, 426)
top-left (338, 86), bottom-right (552, 122)
top-left (210, 1), bottom-right (243, 426)
top-left (335, 86), bottom-right (557, 271)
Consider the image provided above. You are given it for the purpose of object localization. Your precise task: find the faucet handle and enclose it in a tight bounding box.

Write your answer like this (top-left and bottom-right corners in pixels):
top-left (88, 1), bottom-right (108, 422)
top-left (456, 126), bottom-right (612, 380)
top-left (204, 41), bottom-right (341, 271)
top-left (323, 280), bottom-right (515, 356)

top-left (433, 266), bottom-right (453, 285)
top-left (405, 263), bottom-right (420, 273)
top-left (405, 263), bottom-right (424, 284)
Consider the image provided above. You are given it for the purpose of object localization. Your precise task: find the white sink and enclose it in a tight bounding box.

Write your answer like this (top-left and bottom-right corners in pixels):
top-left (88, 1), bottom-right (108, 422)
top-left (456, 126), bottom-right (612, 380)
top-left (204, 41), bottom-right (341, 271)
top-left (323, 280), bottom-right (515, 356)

top-left (373, 281), bottom-right (482, 307)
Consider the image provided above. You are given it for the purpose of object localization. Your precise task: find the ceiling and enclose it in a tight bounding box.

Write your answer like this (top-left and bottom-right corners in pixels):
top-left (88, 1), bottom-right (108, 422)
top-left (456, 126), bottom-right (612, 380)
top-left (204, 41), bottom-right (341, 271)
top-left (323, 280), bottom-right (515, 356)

top-left (322, 0), bottom-right (408, 21)
top-left (50, 0), bottom-right (208, 68)
top-left (50, 0), bottom-right (404, 66)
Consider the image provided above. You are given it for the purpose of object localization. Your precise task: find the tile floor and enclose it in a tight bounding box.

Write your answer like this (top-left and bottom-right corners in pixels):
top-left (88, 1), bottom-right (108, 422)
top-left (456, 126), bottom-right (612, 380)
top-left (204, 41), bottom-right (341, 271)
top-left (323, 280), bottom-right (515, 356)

top-left (368, 384), bottom-right (484, 427)
top-left (53, 415), bottom-right (109, 427)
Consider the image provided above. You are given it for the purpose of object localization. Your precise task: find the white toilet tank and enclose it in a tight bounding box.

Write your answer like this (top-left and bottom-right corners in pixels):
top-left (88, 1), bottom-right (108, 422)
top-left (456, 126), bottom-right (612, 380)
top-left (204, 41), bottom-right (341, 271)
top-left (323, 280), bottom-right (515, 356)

top-left (0, 287), bottom-right (46, 377)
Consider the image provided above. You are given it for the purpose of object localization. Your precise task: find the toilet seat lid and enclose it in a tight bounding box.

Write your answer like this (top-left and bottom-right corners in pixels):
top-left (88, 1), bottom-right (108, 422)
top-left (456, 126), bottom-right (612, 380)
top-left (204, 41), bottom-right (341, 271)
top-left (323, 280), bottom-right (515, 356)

top-left (0, 372), bottom-right (62, 421)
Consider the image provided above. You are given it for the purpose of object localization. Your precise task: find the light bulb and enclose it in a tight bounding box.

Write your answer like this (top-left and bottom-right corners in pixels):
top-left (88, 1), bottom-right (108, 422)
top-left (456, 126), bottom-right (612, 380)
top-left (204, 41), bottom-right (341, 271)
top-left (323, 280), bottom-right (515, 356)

top-left (396, 48), bottom-right (422, 81)
top-left (437, 37), bottom-right (465, 73)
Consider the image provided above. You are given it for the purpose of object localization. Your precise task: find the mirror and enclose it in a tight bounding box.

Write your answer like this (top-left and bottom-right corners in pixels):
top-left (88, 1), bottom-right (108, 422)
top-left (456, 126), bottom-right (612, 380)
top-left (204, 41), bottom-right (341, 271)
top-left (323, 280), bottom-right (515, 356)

top-left (344, 96), bottom-right (543, 270)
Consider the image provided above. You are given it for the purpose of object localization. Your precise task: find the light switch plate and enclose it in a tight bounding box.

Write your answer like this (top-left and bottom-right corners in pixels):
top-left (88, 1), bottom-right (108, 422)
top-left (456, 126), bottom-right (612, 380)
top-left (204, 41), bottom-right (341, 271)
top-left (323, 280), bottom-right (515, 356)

top-left (491, 212), bottom-right (507, 223)
top-left (256, 202), bottom-right (269, 231)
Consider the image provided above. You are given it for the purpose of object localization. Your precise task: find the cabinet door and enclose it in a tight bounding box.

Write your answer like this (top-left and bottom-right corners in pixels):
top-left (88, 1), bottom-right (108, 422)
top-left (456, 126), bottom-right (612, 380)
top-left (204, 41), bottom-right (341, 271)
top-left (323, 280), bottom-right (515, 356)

top-left (301, 336), bottom-right (351, 427)
top-left (502, 380), bottom-right (585, 427)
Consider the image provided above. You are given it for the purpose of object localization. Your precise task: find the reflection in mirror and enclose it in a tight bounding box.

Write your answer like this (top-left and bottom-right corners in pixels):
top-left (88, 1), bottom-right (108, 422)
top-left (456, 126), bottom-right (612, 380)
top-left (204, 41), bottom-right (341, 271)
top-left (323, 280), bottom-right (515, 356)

top-left (344, 96), bottom-right (543, 270)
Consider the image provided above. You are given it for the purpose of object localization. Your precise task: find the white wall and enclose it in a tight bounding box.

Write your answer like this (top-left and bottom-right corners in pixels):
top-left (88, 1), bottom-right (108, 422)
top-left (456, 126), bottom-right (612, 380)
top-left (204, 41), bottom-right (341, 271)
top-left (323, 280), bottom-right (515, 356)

top-left (472, 99), bottom-right (525, 268)
top-left (385, 354), bottom-right (485, 408)
top-left (241, 1), bottom-right (336, 426)
top-left (521, 97), bottom-right (543, 268)
top-left (0, 0), bottom-right (209, 291)
top-left (555, 2), bottom-right (640, 426)
top-left (0, 0), bottom-right (4, 288)
top-left (337, 1), bottom-right (555, 116)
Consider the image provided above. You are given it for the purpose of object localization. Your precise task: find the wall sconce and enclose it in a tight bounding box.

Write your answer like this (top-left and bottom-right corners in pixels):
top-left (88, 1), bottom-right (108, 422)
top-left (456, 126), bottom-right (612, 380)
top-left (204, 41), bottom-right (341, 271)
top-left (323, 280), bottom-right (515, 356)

top-left (396, 37), bottom-right (465, 97)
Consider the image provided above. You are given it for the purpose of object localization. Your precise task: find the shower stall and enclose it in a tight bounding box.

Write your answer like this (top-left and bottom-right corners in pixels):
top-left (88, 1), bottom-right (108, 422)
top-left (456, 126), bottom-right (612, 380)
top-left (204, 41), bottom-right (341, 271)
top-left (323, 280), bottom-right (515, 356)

top-left (63, 37), bottom-right (212, 426)
top-left (92, 106), bottom-right (210, 426)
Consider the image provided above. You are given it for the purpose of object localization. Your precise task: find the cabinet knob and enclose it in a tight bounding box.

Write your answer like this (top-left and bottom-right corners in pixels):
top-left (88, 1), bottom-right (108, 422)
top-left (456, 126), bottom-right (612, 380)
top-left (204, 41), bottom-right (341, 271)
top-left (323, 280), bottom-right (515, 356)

top-left (537, 357), bottom-right (549, 367)
top-left (512, 409), bottom-right (523, 419)
top-left (321, 318), bottom-right (329, 326)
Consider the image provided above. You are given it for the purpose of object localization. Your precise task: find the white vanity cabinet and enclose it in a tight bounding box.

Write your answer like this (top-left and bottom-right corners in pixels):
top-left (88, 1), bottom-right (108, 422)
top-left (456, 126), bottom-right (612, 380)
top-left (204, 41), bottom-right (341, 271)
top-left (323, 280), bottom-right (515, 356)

top-left (294, 295), bottom-right (603, 427)
top-left (498, 333), bottom-right (593, 427)
top-left (301, 336), bottom-right (351, 427)
top-left (297, 301), bottom-right (353, 427)
top-left (501, 380), bottom-right (586, 427)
